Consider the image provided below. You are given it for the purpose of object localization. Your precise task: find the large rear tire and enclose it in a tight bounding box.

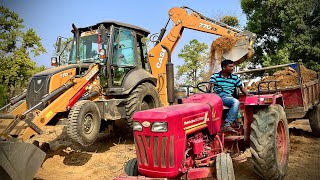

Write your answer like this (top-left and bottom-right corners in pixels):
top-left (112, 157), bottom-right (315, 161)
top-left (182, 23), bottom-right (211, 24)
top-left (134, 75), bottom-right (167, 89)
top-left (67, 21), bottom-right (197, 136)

top-left (67, 100), bottom-right (101, 147)
top-left (124, 158), bottom-right (138, 176)
top-left (250, 105), bottom-right (289, 179)
top-left (125, 82), bottom-right (160, 127)
top-left (308, 104), bottom-right (320, 137)
top-left (216, 153), bottom-right (235, 180)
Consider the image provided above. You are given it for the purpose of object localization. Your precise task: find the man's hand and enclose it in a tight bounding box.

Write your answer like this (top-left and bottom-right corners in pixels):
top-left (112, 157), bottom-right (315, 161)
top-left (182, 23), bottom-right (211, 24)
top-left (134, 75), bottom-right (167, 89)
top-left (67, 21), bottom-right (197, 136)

top-left (240, 86), bottom-right (250, 96)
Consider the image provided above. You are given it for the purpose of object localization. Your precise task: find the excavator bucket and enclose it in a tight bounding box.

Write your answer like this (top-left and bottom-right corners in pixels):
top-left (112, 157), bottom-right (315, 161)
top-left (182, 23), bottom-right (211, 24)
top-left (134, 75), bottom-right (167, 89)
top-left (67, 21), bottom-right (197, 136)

top-left (211, 31), bottom-right (256, 66)
top-left (0, 142), bottom-right (46, 180)
top-left (222, 36), bottom-right (254, 64)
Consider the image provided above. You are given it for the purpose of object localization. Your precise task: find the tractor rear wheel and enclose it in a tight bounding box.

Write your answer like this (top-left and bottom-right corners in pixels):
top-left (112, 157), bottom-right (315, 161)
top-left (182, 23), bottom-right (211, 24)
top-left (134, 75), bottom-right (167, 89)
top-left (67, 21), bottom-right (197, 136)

top-left (67, 100), bottom-right (101, 147)
top-left (124, 158), bottom-right (138, 176)
top-left (216, 153), bottom-right (235, 180)
top-left (125, 82), bottom-right (160, 127)
top-left (308, 104), bottom-right (320, 137)
top-left (250, 105), bottom-right (289, 179)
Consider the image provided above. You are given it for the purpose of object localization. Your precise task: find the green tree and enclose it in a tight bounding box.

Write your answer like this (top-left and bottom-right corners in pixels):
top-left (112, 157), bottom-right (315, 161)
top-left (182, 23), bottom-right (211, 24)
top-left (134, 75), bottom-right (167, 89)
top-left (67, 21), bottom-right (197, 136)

top-left (241, 0), bottom-right (320, 71)
top-left (0, 6), bottom-right (46, 105)
top-left (53, 37), bottom-right (73, 65)
top-left (220, 16), bottom-right (240, 27)
top-left (176, 39), bottom-right (209, 87)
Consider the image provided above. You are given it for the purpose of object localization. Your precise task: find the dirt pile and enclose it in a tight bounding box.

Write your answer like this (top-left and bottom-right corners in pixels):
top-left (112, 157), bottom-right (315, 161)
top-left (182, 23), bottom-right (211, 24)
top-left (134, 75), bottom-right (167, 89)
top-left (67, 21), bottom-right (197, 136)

top-left (207, 36), bottom-right (239, 78)
top-left (207, 35), bottom-right (254, 78)
top-left (247, 65), bottom-right (318, 91)
top-left (209, 35), bottom-right (239, 66)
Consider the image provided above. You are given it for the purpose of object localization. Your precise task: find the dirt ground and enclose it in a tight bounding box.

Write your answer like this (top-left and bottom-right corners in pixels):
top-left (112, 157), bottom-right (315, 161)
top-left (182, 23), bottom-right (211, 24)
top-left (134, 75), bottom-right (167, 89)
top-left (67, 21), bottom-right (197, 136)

top-left (31, 119), bottom-right (320, 180)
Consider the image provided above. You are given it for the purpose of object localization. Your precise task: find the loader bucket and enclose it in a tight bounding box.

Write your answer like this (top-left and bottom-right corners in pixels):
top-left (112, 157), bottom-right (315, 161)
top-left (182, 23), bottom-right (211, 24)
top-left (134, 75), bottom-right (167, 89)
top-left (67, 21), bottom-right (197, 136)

top-left (210, 31), bottom-right (256, 65)
top-left (222, 36), bottom-right (254, 64)
top-left (0, 142), bottom-right (46, 180)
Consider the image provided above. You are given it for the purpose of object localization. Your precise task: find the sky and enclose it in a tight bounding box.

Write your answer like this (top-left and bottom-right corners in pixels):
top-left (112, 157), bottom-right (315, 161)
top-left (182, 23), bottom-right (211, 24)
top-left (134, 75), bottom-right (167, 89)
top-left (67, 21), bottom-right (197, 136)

top-left (1, 0), bottom-right (247, 68)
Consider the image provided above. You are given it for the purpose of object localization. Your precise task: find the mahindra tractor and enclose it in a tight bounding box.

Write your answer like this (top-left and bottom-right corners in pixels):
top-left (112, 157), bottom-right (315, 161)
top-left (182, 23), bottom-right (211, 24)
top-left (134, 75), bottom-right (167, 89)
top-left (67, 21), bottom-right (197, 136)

top-left (114, 7), bottom-right (290, 180)
top-left (0, 6), bottom-right (256, 180)
top-left (116, 80), bottom-right (290, 180)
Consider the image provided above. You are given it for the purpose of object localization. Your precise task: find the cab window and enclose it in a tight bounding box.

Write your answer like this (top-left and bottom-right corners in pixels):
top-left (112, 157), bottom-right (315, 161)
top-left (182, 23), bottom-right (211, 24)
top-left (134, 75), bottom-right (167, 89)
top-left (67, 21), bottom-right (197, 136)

top-left (111, 28), bottom-right (135, 86)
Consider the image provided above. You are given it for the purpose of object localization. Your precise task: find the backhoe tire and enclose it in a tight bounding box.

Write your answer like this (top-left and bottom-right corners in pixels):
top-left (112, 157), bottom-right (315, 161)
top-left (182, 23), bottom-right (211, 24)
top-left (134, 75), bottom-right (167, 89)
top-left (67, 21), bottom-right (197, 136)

top-left (67, 100), bottom-right (101, 147)
top-left (125, 82), bottom-right (160, 127)
top-left (250, 105), bottom-right (289, 180)
top-left (216, 153), bottom-right (235, 180)
top-left (308, 104), bottom-right (320, 137)
top-left (124, 158), bottom-right (138, 176)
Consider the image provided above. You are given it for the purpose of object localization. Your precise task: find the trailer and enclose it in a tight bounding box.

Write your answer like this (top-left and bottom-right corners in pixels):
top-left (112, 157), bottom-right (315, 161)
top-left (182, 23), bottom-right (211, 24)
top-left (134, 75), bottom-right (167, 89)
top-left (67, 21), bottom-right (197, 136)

top-left (236, 62), bottom-right (320, 136)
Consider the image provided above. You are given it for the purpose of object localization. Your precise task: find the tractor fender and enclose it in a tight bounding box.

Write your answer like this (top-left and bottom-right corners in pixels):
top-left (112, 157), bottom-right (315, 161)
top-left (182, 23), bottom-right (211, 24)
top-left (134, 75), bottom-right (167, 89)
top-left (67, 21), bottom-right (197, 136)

top-left (122, 68), bottom-right (157, 94)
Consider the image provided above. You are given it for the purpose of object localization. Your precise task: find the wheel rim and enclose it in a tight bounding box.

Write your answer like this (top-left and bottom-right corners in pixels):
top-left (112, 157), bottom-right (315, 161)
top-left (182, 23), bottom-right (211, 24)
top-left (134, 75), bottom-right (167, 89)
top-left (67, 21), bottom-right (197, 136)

top-left (82, 112), bottom-right (94, 134)
top-left (276, 120), bottom-right (287, 167)
top-left (141, 95), bottom-right (156, 111)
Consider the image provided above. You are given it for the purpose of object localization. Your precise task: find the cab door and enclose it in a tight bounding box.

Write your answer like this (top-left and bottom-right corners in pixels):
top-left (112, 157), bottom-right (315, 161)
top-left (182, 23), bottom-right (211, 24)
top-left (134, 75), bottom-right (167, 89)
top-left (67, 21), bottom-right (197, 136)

top-left (110, 28), bottom-right (136, 86)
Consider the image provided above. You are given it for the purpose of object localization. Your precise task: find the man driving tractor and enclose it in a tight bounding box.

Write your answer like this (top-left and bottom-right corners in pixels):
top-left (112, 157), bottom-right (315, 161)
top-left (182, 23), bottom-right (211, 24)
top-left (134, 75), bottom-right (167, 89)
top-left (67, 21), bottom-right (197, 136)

top-left (210, 59), bottom-right (250, 132)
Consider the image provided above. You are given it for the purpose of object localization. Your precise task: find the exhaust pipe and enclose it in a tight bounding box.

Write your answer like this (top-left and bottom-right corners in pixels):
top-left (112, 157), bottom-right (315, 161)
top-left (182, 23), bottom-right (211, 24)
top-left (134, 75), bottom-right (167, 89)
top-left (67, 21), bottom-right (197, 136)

top-left (161, 45), bottom-right (175, 105)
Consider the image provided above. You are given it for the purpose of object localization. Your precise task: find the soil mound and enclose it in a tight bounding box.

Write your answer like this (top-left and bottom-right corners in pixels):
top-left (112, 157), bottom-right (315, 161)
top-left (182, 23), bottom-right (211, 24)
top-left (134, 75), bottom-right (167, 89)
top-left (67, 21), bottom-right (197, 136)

top-left (247, 65), bottom-right (317, 91)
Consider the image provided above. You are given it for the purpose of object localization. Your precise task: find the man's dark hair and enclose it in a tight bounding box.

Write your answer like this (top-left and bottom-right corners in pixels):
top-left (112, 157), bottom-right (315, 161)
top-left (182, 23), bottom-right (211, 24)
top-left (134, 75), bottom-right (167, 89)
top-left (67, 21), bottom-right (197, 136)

top-left (221, 59), bottom-right (234, 69)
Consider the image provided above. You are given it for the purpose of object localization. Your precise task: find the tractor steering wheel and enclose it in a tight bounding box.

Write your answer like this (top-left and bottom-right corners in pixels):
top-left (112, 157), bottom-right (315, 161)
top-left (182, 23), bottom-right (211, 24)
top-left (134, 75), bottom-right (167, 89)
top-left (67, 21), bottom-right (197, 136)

top-left (196, 82), bottom-right (223, 94)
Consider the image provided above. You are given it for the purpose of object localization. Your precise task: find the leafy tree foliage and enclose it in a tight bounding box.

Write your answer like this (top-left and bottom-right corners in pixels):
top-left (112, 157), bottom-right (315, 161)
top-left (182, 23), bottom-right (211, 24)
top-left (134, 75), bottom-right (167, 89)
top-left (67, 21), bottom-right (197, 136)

top-left (53, 37), bottom-right (73, 65)
top-left (0, 6), bottom-right (46, 105)
top-left (220, 16), bottom-right (240, 27)
top-left (241, 0), bottom-right (320, 71)
top-left (176, 39), bottom-right (209, 87)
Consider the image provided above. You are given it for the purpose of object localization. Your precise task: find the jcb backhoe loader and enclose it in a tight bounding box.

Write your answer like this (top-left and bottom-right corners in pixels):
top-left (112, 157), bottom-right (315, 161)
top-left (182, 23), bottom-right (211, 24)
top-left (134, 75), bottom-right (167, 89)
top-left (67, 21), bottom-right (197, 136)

top-left (0, 6), bottom-right (255, 180)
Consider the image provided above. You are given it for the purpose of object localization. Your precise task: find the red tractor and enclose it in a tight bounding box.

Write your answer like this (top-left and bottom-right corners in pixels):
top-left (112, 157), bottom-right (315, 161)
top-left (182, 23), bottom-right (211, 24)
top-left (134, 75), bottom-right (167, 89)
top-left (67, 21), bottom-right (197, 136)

top-left (115, 81), bottom-right (290, 180)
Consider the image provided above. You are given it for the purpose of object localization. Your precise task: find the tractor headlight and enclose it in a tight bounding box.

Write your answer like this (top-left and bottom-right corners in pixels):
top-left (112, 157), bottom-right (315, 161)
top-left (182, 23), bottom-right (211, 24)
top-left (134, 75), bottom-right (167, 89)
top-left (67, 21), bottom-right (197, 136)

top-left (133, 121), bottom-right (142, 131)
top-left (151, 122), bottom-right (168, 132)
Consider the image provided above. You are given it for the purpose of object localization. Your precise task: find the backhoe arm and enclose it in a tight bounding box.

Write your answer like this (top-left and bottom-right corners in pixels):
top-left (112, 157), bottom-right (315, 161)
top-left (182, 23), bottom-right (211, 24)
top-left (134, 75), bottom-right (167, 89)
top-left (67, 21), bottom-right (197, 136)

top-left (148, 6), bottom-right (255, 106)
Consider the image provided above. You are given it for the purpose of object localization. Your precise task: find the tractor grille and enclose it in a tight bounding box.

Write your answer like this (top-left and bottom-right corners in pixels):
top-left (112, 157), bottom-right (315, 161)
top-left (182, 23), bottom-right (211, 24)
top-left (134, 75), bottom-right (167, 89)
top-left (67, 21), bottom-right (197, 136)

top-left (26, 75), bottom-right (50, 110)
top-left (135, 135), bottom-right (175, 168)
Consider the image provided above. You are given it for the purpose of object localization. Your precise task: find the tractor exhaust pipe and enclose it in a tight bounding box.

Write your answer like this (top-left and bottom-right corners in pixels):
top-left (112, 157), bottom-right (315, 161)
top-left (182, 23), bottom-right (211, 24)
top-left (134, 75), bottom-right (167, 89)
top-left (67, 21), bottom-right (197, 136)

top-left (161, 45), bottom-right (175, 105)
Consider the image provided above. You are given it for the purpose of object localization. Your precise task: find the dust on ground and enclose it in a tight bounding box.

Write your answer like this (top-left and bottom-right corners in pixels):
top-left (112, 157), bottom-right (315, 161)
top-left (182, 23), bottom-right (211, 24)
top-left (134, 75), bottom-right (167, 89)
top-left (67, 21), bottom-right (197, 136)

top-left (247, 65), bottom-right (318, 91)
top-left (32, 119), bottom-right (320, 180)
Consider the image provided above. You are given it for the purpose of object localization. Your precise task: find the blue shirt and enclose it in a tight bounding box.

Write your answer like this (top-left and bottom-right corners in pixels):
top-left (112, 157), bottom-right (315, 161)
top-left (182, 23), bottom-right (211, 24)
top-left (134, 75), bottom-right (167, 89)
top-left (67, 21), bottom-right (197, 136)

top-left (210, 72), bottom-right (243, 96)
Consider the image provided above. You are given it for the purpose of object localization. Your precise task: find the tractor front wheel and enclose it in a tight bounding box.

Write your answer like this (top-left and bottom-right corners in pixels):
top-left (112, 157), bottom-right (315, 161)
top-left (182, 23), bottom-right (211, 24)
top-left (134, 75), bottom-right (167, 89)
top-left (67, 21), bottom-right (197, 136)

top-left (67, 100), bottom-right (101, 147)
top-left (308, 104), bottom-right (320, 137)
top-left (250, 105), bottom-right (289, 179)
top-left (216, 153), bottom-right (235, 180)
top-left (125, 158), bottom-right (138, 176)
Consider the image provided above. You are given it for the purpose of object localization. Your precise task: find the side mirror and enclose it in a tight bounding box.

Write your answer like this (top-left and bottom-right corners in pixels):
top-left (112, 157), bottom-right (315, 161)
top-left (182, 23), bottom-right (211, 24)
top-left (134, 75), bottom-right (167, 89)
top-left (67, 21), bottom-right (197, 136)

top-left (56, 37), bottom-right (62, 53)
top-left (51, 57), bottom-right (58, 67)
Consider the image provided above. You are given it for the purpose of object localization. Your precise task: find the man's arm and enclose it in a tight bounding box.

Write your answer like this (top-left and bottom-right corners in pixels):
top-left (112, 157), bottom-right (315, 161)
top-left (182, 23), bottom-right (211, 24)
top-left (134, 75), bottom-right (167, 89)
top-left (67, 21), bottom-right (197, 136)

top-left (240, 86), bottom-right (249, 96)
